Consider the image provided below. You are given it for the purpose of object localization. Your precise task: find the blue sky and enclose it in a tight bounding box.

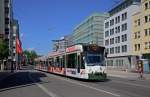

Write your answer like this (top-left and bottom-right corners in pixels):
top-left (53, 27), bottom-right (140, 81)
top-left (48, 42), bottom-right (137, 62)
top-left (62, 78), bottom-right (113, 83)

top-left (13, 0), bottom-right (121, 55)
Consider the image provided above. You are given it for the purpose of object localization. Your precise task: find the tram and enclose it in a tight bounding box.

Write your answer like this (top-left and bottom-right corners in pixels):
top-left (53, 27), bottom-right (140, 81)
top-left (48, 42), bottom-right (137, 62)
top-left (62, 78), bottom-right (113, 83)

top-left (35, 44), bottom-right (107, 80)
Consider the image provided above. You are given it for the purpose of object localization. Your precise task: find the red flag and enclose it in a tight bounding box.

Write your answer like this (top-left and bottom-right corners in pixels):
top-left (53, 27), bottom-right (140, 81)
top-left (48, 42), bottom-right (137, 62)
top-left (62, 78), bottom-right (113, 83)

top-left (16, 38), bottom-right (22, 54)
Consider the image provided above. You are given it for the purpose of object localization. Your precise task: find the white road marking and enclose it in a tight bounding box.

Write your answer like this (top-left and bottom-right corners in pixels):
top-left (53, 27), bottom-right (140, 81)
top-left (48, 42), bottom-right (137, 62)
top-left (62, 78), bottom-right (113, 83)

top-left (113, 80), bottom-right (150, 89)
top-left (46, 73), bottom-right (121, 97)
top-left (28, 72), bottom-right (58, 97)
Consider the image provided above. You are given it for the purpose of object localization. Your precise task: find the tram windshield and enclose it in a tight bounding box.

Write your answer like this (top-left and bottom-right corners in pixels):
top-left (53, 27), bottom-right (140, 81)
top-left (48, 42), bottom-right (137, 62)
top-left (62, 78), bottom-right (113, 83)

top-left (86, 53), bottom-right (105, 66)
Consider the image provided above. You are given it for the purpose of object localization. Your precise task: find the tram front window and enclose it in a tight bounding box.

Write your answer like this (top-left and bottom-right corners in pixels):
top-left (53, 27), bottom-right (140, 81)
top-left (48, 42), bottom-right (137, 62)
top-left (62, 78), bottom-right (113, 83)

top-left (86, 54), bottom-right (104, 66)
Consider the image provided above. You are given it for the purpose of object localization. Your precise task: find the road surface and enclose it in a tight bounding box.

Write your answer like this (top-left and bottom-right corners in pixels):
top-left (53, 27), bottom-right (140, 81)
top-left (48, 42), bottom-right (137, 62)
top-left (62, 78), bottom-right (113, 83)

top-left (0, 66), bottom-right (150, 97)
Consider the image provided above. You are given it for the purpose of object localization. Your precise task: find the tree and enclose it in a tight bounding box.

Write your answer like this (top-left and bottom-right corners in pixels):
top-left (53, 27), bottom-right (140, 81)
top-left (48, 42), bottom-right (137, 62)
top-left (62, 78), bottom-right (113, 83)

top-left (23, 50), bottom-right (38, 65)
top-left (0, 39), bottom-right (9, 60)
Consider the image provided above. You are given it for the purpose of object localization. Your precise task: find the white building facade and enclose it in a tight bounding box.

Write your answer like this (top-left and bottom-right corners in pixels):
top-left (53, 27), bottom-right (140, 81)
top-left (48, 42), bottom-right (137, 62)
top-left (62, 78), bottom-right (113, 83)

top-left (73, 13), bottom-right (109, 46)
top-left (104, 0), bottom-right (141, 70)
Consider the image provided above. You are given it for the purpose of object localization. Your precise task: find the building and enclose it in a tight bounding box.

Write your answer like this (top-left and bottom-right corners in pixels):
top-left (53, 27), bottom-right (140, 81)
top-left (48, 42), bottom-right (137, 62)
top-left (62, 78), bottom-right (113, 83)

top-left (104, 0), bottom-right (141, 70)
top-left (0, 0), bottom-right (13, 70)
top-left (73, 13), bottom-right (109, 46)
top-left (0, 0), bottom-right (13, 44)
top-left (52, 35), bottom-right (74, 52)
top-left (12, 19), bottom-right (22, 69)
top-left (132, 0), bottom-right (150, 61)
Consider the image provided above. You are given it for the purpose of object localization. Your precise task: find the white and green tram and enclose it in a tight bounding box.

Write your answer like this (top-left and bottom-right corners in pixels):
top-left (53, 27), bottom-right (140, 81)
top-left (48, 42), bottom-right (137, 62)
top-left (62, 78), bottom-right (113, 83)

top-left (35, 44), bottom-right (107, 80)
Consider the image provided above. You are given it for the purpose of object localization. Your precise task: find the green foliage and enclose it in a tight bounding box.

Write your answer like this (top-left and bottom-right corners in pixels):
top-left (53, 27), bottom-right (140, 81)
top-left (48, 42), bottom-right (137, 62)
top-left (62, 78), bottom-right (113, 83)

top-left (0, 39), bottom-right (9, 60)
top-left (23, 50), bottom-right (38, 64)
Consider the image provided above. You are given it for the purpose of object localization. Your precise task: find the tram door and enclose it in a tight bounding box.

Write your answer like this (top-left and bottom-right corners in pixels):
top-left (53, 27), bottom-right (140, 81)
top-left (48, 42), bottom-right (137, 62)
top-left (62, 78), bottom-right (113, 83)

top-left (77, 53), bottom-right (81, 73)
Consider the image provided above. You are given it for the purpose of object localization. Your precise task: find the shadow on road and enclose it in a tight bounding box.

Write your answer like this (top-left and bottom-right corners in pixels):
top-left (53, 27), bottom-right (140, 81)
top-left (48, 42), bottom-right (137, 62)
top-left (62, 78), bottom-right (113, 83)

top-left (0, 71), bottom-right (48, 92)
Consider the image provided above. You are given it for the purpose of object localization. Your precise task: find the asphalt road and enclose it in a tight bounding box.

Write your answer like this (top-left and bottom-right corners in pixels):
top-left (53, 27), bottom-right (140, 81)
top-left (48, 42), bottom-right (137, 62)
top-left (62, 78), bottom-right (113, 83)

top-left (0, 66), bottom-right (150, 97)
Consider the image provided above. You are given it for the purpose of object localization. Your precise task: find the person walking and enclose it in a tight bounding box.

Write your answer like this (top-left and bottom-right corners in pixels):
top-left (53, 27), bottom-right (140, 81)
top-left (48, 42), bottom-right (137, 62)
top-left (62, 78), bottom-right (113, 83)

top-left (138, 62), bottom-right (144, 79)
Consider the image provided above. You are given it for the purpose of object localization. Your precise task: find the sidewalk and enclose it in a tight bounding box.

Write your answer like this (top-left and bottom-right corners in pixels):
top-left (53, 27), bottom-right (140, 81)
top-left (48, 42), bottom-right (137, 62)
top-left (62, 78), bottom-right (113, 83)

top-left (107, 69), bottom-right (150, 80)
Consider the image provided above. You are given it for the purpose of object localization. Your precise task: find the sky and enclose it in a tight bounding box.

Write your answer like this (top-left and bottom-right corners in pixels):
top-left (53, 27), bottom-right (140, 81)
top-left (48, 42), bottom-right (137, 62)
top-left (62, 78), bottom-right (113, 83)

top-left (13, 0), bottom-right (121, 55)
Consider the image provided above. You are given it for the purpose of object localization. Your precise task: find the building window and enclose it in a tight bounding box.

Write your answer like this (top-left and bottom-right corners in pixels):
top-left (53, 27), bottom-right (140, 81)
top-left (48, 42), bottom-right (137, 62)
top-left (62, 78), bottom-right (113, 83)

top-left (118, 26), bottom-right (120, 33)
top-left (134, 32), bottom-right (137, 39)
top-left (115, 27), bottom-right (117, 33)
top-left (124, 34), bottom-right (127, 41)
top-left (137, 31), bottom-right (140, 38)
top-left (5, 28), bottom-right (9, 32)
top-left (122, 12), bottom-right (127, 21)
top-left (105, 30), bottom-right (109, 37)
top-left (144, 28), bottom-right (150, 36)
top-left (135, 44), bottom-right (137, 51)
top-left (115, 46), bottom-right (120, 53)
top-left (115, 26), bottom-right (120, 33)
top-left (149, 28), bottom-right (150, 35)
top-left (105, 39), bottom-right (109, 46)
top-left (138, 19), bottom-right (140, 26)
top-left (144, 42), bottom-right (150, 49)
top-left (145, 2), bottom-right (148, 10)
top-left (115, 17), bottom-right (117, 24)
top-left (121, 23), bottom-right (127, 31)
top-left (110, 19), bottom-right (114, 26)
top-left (122, 45), bottom-right (127, 52)
top-left (118, 36), bottom-right (120, 43)
top-left (110, 47), bottom-right (114, 54)
top-left (145, 29), bottom-right (148, 36)
top-left (134, 19), bottom-right (140, 27)
top-left (138, 44), bottom-right (140, 51)
top-left (122, 34), bottom-right (127, 42)
top-left (110, 38), bottom-right (114, 45)
top-left (105, 22), bottom-right (109, 28)
top-left (106, 48), bottom-right (109, 54)
top-left (5, 0), bottom-right (9, 3)
top-left (118, 46), bottom-right (120, 53)
top-left (118, 16), bottom-right (120, 23)
top-left (124, 12), bottom-right (127, 20)
top-left (135, 31), bottom-right (140, 39)
top-left (110, 28), bottom-right (114, 35)
top-left (5, 7), bottom-right (9, 14)
top-left (5, 18), bottom-right (9, 24)
top-left (115, 36), bottom-right (120, 43)
top-left (115, 47), bottom-right (118, 53)
top-left (135, 44), bottom-right (140, 51)
top-left (149, 1), bottom-right (150, 9)
top-left (145, 16), bottom-right (148, 23)
top-left (145, 42), bottom-right (148, 49)
top-left (115, 16), bottom-right (120, 24)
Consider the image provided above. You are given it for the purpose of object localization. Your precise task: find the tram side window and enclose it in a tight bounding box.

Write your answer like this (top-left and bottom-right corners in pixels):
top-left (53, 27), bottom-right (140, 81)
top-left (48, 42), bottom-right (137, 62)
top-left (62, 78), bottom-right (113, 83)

top-left (46, 61), bottom-right (48, 67)
top-left (66, 53), bottom-right (77, 68)
top-left (49, 58), bottom-right (54, 66)
top-left (56, 57), bottom-right (60, 67)
top-left (48, 58), bottom-right (52, 66)
top-left (77, 55), bottom-right (85, 69)
top-left (81, 54), bottom-right (85, 69)
top-left (60, 58), bottom-right (63, 68)
top-left (62, 55), bottom-right (65, 68)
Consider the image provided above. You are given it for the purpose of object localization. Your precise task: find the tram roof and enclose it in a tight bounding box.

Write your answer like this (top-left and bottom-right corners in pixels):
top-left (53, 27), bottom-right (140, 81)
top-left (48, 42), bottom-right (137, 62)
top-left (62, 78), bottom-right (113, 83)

top-left (48, 51), bottom-right (65, 57)
top-left (67, 43), bottom-right (105, 48)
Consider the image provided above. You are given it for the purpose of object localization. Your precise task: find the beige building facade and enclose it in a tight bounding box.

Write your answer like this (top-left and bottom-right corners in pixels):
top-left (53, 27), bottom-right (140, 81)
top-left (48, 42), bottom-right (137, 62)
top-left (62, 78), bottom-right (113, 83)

top-left (132, 0), bottom-right (150, 60)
